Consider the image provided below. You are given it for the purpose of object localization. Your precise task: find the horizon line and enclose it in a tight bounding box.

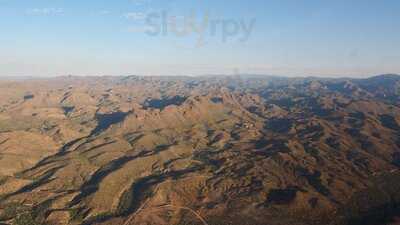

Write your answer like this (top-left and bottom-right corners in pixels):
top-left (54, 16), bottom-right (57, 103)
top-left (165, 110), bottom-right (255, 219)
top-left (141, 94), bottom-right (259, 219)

top-left (0, 73), bottom-right (399, 80)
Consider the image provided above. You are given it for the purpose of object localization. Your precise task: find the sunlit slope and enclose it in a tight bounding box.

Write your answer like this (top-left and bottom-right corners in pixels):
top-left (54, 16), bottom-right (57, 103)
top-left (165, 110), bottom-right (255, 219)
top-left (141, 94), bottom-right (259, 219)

top-left (0, 75), bottom-right (399, 225)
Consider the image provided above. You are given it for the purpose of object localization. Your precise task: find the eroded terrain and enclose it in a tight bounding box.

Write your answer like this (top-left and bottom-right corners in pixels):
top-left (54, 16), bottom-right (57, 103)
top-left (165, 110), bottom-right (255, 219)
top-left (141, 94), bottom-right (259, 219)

top-left (0, 75), bottom-right (400, 225)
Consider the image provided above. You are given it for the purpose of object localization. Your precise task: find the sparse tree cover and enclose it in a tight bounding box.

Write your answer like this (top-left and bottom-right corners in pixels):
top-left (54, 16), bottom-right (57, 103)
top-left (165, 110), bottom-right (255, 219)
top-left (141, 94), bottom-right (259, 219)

top-left (0, 75), bottom-right (399, 224)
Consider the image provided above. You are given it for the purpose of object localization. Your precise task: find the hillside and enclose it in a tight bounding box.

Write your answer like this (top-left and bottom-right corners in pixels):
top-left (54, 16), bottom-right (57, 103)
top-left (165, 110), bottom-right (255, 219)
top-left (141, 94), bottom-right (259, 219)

top-left (0, 74), bottom-right (399, 225)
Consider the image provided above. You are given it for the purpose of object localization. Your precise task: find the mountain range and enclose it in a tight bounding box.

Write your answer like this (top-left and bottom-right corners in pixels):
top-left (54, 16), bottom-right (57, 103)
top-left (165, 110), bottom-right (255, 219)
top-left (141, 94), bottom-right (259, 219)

top-left (0, 74), bottom-right (400, 225)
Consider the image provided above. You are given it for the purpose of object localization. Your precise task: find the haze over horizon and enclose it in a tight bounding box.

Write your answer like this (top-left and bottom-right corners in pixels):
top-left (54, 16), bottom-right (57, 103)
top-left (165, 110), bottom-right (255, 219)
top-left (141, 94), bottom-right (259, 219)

top-left (1, 0), bottom-right (400, 77)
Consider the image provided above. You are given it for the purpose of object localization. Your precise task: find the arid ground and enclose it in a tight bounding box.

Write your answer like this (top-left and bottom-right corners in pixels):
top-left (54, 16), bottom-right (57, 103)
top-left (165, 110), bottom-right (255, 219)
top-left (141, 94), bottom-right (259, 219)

top-left (0, 75), bottom-right (400, 225)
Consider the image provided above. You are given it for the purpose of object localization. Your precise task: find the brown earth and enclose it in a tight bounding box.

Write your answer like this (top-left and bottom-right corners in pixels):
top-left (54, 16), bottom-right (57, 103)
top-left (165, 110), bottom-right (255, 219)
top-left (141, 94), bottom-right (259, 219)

top-left (0, 74), bottom-right (399, 225)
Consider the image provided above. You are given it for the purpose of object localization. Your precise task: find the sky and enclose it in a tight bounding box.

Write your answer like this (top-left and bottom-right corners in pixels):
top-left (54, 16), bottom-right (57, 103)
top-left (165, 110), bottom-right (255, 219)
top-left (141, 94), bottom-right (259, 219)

top-left (0, 0), bottom-right (399, 77)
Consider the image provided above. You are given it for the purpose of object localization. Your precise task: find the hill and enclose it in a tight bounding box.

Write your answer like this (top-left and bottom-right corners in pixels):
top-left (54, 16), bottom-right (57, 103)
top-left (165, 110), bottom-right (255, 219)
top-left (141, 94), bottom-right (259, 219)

top-left (0, 74), bottom-right (399, 225)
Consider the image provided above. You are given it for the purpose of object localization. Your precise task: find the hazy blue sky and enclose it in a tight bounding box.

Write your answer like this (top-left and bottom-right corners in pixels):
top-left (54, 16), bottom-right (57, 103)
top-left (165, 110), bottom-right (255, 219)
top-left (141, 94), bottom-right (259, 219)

top-left (0, 0), bottom-right (399, 77)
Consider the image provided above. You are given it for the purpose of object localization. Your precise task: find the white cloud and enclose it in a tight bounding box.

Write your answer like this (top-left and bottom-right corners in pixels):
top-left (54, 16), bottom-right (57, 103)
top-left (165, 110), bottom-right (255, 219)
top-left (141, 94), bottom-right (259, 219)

top-left (26, 8), bottom-right (64, 16)
top-left (125, 25), bottom-right (154, 33)
top-left (98, 10), bottom-right (111, 15)
top-left (123, 12), bottom-right (146, 20)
